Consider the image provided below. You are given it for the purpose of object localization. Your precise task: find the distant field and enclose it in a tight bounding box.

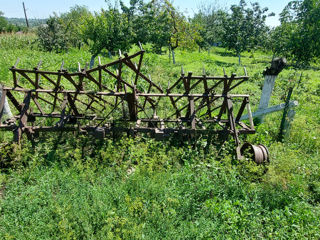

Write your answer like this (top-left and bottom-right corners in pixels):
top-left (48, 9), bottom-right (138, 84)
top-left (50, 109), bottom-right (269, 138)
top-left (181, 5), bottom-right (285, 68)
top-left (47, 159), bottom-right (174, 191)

top-left (0, 34), bottom-right (319, 239)
top-left (6, 18), bottom-right (46, 27)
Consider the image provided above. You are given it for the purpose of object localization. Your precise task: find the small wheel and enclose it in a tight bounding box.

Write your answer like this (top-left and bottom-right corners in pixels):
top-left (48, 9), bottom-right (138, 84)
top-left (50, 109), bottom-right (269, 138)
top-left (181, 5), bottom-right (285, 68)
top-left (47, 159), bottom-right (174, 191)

top-left (240, 142), bottom-right (270, 164)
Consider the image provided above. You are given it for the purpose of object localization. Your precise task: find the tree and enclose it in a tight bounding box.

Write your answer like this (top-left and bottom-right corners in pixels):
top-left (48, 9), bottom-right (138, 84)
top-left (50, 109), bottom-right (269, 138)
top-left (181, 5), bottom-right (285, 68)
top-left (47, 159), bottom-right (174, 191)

top-left (166, 2), bottom-right (195, 63)
top-left (268, 22), bottom-right (297, 60)
top-left (59, 5), bottom-right (91, 49)
top-left (37, 6), bottom-right (91, 52)
top-left (81, 7), bottom-right (131, 67)
top-left (37, 16), bottom-right (69, 52)
top-left (125, 0), bottom-right (171, 53)
top-left (192, 3), bottom-right (227, 51)
top-left (0, 11), bottom-right (8, 32)
top-left (118, 0), bottom-right (200, 63)
top-left (274, 0), bottom-right (320, 65)
top-left (160, 0), bottom-right (201, 63)
top-left (222, 0), bottom-right (273, 64)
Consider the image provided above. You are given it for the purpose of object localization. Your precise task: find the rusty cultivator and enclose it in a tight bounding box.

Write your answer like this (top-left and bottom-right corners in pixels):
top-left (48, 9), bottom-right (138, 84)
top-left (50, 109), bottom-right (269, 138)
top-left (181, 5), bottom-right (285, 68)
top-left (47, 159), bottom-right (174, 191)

top-left (0, 47), bottom-right (269, 163)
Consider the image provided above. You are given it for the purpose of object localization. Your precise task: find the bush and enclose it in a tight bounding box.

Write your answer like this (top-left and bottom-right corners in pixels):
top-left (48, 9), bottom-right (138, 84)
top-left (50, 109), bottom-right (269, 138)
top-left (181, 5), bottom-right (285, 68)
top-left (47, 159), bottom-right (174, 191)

top-left (37, 17), bottom-right (69, 52)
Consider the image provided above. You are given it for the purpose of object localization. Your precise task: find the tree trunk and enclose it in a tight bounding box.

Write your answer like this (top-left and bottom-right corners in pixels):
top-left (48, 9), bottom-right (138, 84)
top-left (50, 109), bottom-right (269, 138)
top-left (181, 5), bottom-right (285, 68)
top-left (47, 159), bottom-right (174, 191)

top-left (90, 54), bottom-right (97, 69)
top-left (172, 49), bottom-right (176, 65)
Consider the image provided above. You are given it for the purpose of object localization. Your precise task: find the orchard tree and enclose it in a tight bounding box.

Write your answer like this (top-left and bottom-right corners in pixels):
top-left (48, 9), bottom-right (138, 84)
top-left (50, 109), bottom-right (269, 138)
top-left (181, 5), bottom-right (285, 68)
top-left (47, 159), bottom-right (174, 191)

top-left (163, 0), bottom-right (201, 64)
top-left (133, 0), bottom-right (171, 53)
top-left (0, 11), bottom-right (8, 32)
top-left (192, 4), bottom-right (227, 51)
top-left (37, 6), bottom-right (91, 52)
top-left (274, 0), bottom-right (320, 65)
top-left (119, 0), bottom-right (171, 52)
top-left (222, 0), bottom-right (273, 64)
top-left (269, 23), bottom-right (298, 59)
top-left (119, 0), bottom-right (200, 63)
top-left (81, 7), bottom-right (131, 68)
top-left (37, 16), bottom-right (69, 52)
top-left (59, 5), bottom-right (91, 49)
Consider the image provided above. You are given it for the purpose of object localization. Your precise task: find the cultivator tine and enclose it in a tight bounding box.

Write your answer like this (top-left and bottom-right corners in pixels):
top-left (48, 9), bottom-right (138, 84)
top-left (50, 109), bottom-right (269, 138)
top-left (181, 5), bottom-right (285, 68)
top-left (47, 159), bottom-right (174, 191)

top-left (78, 62), bottom-right (81, 72)
top-left (36, 60), bottom-right (42, 70)
top-left (13, 58), bottom-right (20, 68)
top-left (98, 56), bottom-right (101, 66)
top-left (60, 61), bottom-right (64, 71)
top-left (243, 67), bottom-right (248, 76)
top-left (138, 42), bottom-right (143, 51)
top-left (181, 66), bottom-right (185, 76)
top-left (159, 83), bottom-right (163, 92)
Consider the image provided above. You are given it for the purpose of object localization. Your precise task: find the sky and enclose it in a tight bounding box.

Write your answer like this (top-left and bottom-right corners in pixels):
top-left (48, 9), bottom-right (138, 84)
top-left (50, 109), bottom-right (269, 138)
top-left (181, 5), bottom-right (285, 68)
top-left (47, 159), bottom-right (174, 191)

top-left (0, 0), bottom-right (291, 26)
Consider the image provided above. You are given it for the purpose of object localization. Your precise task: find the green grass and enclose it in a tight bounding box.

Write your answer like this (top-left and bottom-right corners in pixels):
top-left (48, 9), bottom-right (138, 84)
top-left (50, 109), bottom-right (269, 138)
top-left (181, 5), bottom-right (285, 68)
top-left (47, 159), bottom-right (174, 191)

top-left (0, 34), bottom-right (319, 239)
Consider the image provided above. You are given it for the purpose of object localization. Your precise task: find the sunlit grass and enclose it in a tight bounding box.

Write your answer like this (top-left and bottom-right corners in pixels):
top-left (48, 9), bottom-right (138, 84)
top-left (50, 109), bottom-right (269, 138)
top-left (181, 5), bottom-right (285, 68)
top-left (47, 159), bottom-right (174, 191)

top-left (0, 33), bottom-right (319, 239)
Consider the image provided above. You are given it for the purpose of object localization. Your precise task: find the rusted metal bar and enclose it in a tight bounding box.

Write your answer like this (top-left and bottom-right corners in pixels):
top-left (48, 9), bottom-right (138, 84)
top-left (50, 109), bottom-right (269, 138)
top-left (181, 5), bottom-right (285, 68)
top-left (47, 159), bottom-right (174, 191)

top-left (235, 97), bottom-right (249, 122)
top-left (182, 76), bottom-right (249, 81)
top-left (1, 88), bottom-right (250, 98)
top-left (31, 94), bottom-right (44, 115)
top-left (134, 51), bottom-right (144, 85)
top-left (13, 91), bottom-right (31, 143)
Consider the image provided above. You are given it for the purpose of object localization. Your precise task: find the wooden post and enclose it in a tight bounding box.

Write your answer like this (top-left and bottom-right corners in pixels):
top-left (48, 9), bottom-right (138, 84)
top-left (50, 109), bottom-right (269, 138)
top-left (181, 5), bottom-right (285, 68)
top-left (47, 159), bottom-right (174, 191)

top-left (23, 2), bottom-right (29, 28)
top-left (240, 101), bottom-right (298, 121)
top-left (256, 57), bottom-right (287, 123)
top-left (279, 87), bottom-right (294, 142)
top-left (283, 109), bottom-right (296, 140)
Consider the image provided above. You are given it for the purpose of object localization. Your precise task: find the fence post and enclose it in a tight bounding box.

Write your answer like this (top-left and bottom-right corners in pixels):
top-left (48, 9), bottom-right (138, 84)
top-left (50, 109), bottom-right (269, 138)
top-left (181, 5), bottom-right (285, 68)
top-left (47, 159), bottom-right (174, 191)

top-left (256, 57), bottom-right (287, 123)
top-left (278, 86), bottom-right (295, 142)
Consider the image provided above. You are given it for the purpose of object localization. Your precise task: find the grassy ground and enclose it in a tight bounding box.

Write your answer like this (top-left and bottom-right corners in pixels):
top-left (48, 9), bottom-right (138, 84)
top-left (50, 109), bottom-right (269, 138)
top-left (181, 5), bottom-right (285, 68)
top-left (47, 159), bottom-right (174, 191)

top-left (0, 34), bottom-right (319, 239)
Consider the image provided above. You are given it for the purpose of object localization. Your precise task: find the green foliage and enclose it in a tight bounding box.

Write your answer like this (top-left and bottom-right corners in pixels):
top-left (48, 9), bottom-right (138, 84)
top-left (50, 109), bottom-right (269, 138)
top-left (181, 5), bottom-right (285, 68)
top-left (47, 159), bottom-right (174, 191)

top-left (129, 0), bottom-right (172, 53)
top-left (271, 0), bottom-right (320, 65)
top-left (6, 18), bottom-right (46, 28)
top-left (37, 6), bottom-right (91, 53)
top-left (163, 1), bottom-right (201, 52)
top-left (192, 4), bottom-right (227, 49)
top-left (222, 0), bottom-right (273, 63)
top-left (59, 5), bottom-right (91, 49)
top-left (37, 16), bottom-right (69, 52)
top-left (0, 11), bottom-right (24, 33)
top-left (81, 7), bottom-right (131, 57)
top-left (0, 11), bottom-right (8, 32)
top-left (0, 33), bottom-right (36, 52)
